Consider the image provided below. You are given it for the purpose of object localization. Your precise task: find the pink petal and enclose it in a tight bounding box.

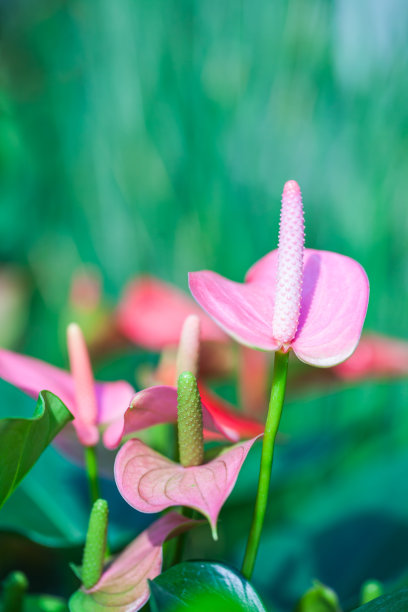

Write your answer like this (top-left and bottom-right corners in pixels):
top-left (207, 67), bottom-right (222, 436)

top-left (103, 386), bottom-right (179, 449)
top-left (103, 385), bottom-right (256, 449)
top-left (190, 248), bottom-right (369, 367)
top-left (77, 512), bottom-right (198, 611)
top-left (0, 348), bottom-right (76, 409)
top-left (291, 250), bottom-right (369, 367)
top-left (189, 267), bottom-right (281, 351)
top-left (114, 436), bottom-right (260, 538)
top-left (0, 348), bottom-right (131, 447)
top-left (333, 333), bottom-right (408, 380)
top-left (197, 384), bottom-right (264, 439)
top-left (95, 380), bottom-right (135, 424)
top-left (117, 276), bottom-right (227, 350)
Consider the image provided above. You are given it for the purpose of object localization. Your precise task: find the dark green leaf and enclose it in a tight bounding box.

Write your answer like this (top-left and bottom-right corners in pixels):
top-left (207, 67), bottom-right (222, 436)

top-left (150, 561), bottom-right (268, 611)
top-left (353, 587), bottom-right (408, 611)
top-left (0, 391), bottom-right (73, 508)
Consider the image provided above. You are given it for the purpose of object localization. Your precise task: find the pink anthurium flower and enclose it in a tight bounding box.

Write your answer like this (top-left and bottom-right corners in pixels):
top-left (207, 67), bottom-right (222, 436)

top-left (115, 436), bottom-right (260, 539)
top-left (103, 384), bottom-right (264, 449)
top-left (103, 313), bottom-right (264, 449)
top-left (189, 181), bottom-right (369, 367)
top-left (0, 325), bottom-right (134, 448)
top-left (117, 276), bottom-right (228, 350)
top-left (70, 511), bottom-right (199, 612)
top-left (333, 332), bottom-right (408, 380)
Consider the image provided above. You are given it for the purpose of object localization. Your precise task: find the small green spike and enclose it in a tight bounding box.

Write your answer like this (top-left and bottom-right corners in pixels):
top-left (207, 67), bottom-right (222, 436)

top-left (82, 498), bottom-right (108, 589)
top-left (360, 580), bottom-right (383, 605)
top-left (2, 571), bottom-right (28, 612)
top-left (177, 371), bottom-right (204, 467)
top-left (294, 580), bottom-right (341, 612)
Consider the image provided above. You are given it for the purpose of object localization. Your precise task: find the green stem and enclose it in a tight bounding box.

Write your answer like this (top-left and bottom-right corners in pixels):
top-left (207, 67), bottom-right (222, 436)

top-left (241, 350), bottom-right (289, 579)
top-left (84, 445), bottom-right (101, 505)
top-left (171, 507), bottom-right (195, 566)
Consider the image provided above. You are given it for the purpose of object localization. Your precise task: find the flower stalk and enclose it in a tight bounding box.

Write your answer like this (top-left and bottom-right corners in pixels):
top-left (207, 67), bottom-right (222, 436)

top-left (241, 349), bottom-right (289, 579)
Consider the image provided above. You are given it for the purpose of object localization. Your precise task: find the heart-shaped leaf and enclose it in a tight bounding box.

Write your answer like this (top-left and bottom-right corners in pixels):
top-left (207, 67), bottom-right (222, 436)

top-left (0, 390), bottom-right (73, 508)
top-left (114, 436), bottom-right (260, 538)
top-left (149, 561), bottom-right (268, 611)
top-left (353, 587), bottom-right (408, 611)
top-left (69, 512), bottom-right (200, 612)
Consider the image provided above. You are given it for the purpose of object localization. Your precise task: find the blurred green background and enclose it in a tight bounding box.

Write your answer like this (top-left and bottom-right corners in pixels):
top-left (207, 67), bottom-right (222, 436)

top-left (1, 1), bottom-right (408, 610)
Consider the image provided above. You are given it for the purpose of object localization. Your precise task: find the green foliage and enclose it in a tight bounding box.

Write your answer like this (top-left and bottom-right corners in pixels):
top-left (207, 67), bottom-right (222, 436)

top-left (0, 391), bottom-right (73, 508)
top-left (150, 561), bottom-right (268, 611)
top-left (0, 571), bottom-right (67, 612)
top-left (353, 587), bottom-right (408, 611)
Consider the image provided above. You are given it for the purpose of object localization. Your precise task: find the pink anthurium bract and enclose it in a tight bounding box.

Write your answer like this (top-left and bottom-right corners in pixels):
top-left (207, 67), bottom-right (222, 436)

top-left (103, 384), bottom-right (264, 449)
top-left (0, 345), bottom-right (134, 447)
top-left (114, 436), bottom-right (261, 538)
top-left (69, 511), bottom-right (200, 612)
top-left (117, 276), bottom-right (228, 350)
top-left (0, 347), bottom-right (263, 452)
top-left (333, 333), bottom-right (408, 380)
top-left (189, 181), bottom-right (369, 367)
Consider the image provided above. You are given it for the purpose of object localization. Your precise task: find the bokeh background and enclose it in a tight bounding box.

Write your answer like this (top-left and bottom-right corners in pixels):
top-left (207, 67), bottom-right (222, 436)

top-left (1, 1), bottom-right (408, 610)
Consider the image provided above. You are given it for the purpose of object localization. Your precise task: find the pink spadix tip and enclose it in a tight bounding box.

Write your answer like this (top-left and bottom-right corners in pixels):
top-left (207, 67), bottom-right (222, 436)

top-left (66, 322), bottom-right (98, 427)
top-left (271, 180), bottom-right (305, 345)
top-left (176, 314), bottom-right (201, 379)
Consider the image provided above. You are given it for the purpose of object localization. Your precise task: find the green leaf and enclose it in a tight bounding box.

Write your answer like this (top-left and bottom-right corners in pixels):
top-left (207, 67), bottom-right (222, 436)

top-left (150, 561), bottom-right (268, 611)
top-left (353, 587), bottom-right (408, 611)
top-left (0, 391), bottom-right (73, 508)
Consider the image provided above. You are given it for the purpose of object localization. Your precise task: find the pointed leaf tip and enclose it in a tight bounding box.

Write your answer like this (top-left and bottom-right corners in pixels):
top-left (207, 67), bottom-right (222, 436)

top-left (0, 390), bottom-right (73, 508)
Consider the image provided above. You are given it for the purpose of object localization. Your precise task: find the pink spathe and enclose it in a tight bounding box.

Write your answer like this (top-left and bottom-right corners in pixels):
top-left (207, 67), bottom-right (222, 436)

top-left (103, 384), bottom-right (264, 449)
top-left (189, 181), bottom-right (369, 367)
top-left (73, 512), bottom-right (198, 611)
top-left (117, 276), bottom-right (227, 350)
top-left (114, 436), bottom-right (260, 538)
top-left (0, 347), bottom-right (134, 448)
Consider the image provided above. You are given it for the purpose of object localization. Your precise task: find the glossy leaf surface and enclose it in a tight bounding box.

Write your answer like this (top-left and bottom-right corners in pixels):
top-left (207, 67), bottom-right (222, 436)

top-left (150, 561), bottom-right (268, 611)
top-left (0, 391), bottom-right (73, 508)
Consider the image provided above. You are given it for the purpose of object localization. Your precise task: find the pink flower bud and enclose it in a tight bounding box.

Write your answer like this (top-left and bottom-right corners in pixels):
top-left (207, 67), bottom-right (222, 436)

top-left (67, 323), bottom-right (98, 428)
top-left (176, 314), bottom-right (201, 379)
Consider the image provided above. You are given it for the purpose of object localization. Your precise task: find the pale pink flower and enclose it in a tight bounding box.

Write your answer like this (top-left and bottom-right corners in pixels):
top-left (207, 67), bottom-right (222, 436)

top-left (189, 181), bottom-right (369, 367)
